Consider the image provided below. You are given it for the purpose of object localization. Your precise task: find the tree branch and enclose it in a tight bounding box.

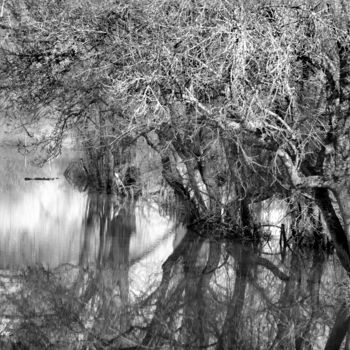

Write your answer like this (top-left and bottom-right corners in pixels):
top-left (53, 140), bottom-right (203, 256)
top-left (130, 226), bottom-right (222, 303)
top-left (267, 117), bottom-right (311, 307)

top-left (255, 256), bottom-right (290, 281)
top-left (277, 149), bottom-right (332, 189)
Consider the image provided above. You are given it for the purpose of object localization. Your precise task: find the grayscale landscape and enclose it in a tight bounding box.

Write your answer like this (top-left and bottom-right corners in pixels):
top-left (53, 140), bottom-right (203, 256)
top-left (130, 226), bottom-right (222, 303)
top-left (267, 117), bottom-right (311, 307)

top-left (0, 1), bottom-right (350, 349)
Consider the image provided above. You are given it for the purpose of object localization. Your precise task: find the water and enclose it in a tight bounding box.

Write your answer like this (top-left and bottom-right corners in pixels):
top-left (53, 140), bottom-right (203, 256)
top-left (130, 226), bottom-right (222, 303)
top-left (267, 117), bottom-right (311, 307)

top-left (0, 146), bottom-right (348, 349)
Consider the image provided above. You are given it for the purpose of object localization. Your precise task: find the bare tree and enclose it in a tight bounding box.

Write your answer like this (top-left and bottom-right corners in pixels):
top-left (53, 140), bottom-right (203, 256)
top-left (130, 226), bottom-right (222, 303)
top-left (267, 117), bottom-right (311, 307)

top-left (1, 0), bottom-right (350, 269)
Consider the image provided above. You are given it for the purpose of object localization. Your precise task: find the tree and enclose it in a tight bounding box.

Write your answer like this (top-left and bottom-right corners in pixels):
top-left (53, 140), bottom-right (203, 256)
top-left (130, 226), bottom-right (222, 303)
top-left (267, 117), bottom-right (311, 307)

top-left (0, 0), bottom-right (134, 191)
top-left (1, 0), bottom-right (350, 271)
top-left (99, 0), bottom-right (350, 270)
top-left (110, 0), bottom-right (350, 270)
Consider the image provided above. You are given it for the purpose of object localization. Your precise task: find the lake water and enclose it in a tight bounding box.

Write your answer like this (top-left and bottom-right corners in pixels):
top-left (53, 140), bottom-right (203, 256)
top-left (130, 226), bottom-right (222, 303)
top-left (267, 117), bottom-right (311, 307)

top-left (0, 146), bottom-right (348, 349)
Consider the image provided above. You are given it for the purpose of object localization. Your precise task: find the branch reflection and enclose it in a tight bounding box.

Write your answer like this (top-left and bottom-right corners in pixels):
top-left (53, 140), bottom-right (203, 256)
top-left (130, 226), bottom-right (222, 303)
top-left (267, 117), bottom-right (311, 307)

top-left (0, 194), bottom-right (347, 350)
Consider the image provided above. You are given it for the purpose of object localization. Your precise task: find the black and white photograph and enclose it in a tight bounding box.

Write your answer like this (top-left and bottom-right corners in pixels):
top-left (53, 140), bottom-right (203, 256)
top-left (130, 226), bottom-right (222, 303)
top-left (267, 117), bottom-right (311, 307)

top-left (0, 1), bottom-right (350, 349)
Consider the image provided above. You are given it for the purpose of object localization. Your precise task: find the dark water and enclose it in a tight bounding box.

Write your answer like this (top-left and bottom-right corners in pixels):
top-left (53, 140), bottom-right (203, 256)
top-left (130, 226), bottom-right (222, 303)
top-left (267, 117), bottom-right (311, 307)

top-left (0, 147), bottom-right (348, 349)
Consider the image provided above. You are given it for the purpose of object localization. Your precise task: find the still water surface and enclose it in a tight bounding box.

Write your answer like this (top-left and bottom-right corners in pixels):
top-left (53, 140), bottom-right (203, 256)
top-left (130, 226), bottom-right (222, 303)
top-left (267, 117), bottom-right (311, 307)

top-left (0, 147), bottom-right (348, 349)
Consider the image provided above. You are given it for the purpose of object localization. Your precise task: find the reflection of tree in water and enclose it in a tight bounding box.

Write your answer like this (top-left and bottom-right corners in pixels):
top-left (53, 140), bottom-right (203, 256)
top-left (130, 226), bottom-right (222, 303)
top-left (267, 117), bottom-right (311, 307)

top-left (139, 230), bottom-right (219, 349)
top-left (78, 193), bottom-right (135, 336)
top-left (135, 238), bottom-right (340, 350)
top-left (1, 221), bottom-right (349, 349)
top-left (270, 250), bottom-right (325, 349)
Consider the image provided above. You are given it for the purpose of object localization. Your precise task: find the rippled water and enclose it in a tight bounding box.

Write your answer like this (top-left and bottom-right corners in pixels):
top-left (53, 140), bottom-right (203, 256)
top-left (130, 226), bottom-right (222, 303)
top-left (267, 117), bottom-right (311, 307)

top-left (0, 146), bottom-right (348, 349)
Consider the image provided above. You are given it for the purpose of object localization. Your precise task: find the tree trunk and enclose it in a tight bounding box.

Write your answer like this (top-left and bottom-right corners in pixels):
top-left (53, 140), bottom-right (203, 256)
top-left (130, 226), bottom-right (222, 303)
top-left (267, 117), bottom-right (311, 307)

top-left (325, 303), bottom-right (350, 350)
top-left (315, 188), bottom-right (350, 273)
top-left (333, 189), bottom-right (350, 253)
